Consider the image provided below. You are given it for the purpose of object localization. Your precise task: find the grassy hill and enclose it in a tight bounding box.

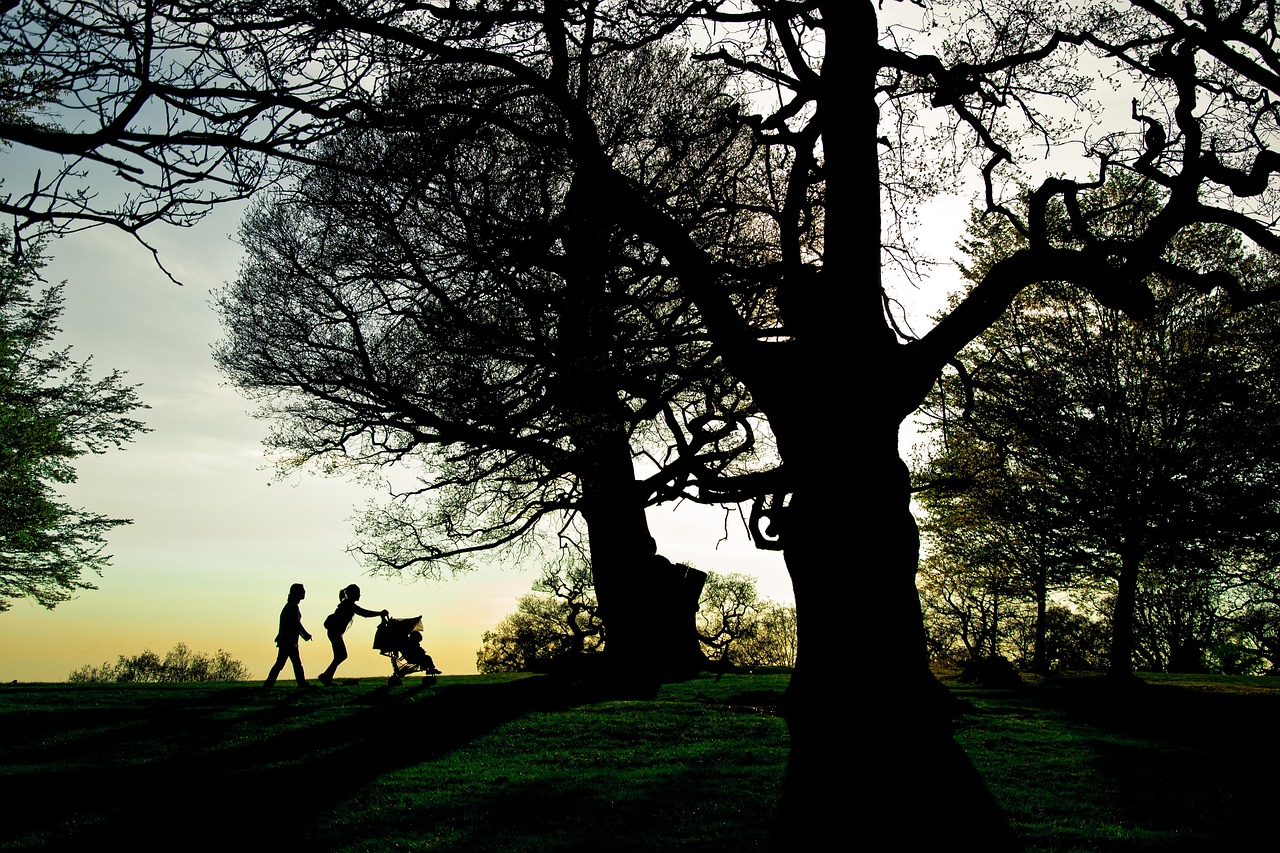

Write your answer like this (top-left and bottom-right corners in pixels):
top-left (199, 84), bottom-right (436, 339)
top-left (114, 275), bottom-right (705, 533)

top-left (1, 670), bottom-right (1277, 850)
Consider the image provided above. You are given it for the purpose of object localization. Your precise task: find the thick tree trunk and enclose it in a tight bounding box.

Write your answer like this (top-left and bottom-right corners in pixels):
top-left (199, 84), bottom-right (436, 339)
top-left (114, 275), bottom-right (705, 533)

top-left (577, 424), bottom-right (707, 685)
top-left (1109, 540), bottom-right (1142, 681)
top-left (560, 167), bottom-right (707, 686)
top-left (740, 5), bottom-right (1017, 843)
top-left (772, 427), bottom-right (1015, 845)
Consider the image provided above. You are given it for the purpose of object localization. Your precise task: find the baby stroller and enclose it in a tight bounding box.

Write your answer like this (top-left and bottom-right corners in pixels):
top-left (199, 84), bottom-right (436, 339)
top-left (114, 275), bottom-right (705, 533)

top-left (373, 614), bottom-right (442, 685)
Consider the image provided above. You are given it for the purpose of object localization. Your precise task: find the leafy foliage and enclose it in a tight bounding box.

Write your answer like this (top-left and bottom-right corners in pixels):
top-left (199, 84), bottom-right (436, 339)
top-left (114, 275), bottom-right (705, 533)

top-left (66, 643), bottom-right (250, 683)
top-left (475, 558), bottom-right (606, 673)
top-left (0, 236), bottom-right (149, 610)
top-left (476, 560), bottom-right (795, 672)
top-left (724, 598), bottom-right (798, 669)
top-left (696, 571), bottom-right (797, 668)
top-left (916, 178), bottom-right (1280, 675)
top-left (214, 45), bottom-right (771, 579)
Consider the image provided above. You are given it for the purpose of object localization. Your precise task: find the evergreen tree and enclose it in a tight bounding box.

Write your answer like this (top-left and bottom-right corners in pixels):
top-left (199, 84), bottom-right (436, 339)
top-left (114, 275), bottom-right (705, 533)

top-left (0, 236), bottom-right (149, 610)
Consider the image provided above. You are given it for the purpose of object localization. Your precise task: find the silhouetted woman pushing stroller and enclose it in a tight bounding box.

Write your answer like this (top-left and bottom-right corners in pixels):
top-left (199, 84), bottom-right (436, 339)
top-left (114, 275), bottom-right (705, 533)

top-left (317, 584), bottom-right (387, 686)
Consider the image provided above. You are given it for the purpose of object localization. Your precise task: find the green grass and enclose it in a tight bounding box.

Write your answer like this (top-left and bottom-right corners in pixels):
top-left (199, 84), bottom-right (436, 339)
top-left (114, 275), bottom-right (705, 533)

top-left (2, 670), bottom-right (1278, 851)
top-left (946, 670), bottom-right (1280, 851)
top-left (0, 673), bottom-right (788, 852)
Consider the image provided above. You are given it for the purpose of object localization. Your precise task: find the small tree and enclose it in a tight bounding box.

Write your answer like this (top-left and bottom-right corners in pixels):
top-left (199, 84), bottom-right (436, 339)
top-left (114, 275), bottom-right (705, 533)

top-left (917, 549), bottom-right (1031, 665)
top-left (1027, 605), bottom-right (1109, 673)
top-left (696, 572), bottom-right (764, 665)
top-left (476, 556), bottom-right (606, 673)
top-left (1130, 563), bottom-right (1227, 673)
top-left (475, 594), bottom-right (606, 674)
top-left (1217, 587), bottom-right (1280, 676)
top-left (731, 602), bottom-right (799, 668)
top-left (0, 234), bottom-right (149, 610)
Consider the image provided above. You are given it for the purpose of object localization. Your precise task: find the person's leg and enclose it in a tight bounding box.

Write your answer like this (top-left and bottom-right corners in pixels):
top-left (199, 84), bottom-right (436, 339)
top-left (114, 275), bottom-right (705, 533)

top-left (288, 647), bottom-right (307, 686)
top-left (406, 645), bottom-right (439, 673)
top-left (319, 633), bottom-right (347, 683)
top-left (264, 646), bottom-right (289, 687)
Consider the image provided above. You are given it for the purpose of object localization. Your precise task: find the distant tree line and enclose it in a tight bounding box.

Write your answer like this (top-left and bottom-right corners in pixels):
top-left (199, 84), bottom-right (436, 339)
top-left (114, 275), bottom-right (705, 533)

top-left (915, 182), bottom-right (1280, 679)
top-left (67, 643), bottom-right (250, 683)
top-left (477, 557), bottom-right (796, 674)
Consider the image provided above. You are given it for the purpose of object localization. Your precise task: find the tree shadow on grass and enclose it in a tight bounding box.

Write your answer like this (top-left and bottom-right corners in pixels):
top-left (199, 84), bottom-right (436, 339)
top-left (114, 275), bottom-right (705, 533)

top-left (1, 675), bottom-right (591, 852)
top-left (1006, 676), bottom-right (1280, 849)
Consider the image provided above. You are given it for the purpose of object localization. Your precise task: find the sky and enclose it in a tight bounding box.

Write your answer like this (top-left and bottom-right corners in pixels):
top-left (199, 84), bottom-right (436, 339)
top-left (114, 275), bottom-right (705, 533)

top-left (0, 200), bottom-right (816, 683)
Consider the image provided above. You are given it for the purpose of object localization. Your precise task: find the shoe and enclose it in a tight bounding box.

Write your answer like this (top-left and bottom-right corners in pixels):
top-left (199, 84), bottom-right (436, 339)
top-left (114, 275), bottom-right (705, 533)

top-left (427, 668), bottom-right (443, 675)
top-left (317, 673), bottom-right (332, 686)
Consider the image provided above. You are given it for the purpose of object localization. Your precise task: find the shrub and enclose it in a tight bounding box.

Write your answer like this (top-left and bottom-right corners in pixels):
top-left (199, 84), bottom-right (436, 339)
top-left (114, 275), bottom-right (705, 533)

top-left (67, 643), bottom-right (250, 683)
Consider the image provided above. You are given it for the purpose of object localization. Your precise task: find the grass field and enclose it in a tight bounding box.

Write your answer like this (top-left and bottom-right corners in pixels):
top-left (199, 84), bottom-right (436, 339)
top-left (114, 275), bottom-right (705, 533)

top-left (2, 670), bottom-right (1277, 851)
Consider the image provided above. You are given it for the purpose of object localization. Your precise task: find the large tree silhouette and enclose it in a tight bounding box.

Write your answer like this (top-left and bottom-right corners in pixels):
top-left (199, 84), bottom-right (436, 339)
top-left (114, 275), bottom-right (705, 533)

top-left (215, 45), bottom-right (774, 679)
top-left (7, 0), bottom-right (1280, 841)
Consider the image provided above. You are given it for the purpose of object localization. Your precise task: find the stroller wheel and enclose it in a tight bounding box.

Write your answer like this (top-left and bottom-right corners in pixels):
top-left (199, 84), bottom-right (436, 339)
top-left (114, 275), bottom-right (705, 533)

top-left (389, 675), bottom-right (402, 686)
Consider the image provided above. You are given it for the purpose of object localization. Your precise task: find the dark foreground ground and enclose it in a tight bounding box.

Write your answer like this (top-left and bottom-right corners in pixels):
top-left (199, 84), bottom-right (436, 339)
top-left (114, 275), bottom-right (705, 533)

top-left (2, 670), bottom-right (1278, 851)
top-left (1, 673), bottom-right (789, 852)
top-left (949, 670), bottom-right (1280, 850)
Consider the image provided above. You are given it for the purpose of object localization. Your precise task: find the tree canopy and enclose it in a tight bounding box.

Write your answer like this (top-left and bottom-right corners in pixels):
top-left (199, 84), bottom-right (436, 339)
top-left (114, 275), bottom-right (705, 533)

top-left (214, 43), bottom-right (775, 676)
top-left (918, 178), bottom-right (1280, 679)
top-left (0, 236), bottom-right (149, 610)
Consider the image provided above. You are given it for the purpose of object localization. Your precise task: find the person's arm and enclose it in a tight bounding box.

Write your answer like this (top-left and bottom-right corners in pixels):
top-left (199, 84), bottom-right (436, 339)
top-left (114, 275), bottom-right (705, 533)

top-left (354, 604), bottom-right (387, 618)
top-left (292, 604), bottom-right (312, 641)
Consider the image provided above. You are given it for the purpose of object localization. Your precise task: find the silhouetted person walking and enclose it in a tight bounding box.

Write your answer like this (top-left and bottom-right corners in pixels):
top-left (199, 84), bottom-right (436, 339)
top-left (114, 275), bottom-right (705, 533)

top-left (317, 584), bottom-right (387, 686)
top-left (264, 582), bottom-right (313, 688)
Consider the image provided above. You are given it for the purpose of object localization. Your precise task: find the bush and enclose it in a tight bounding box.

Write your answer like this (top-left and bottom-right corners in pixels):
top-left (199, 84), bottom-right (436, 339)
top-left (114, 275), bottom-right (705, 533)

top-left (477, 563), bottom-right (798, 673)
top-left (67, 643), bottom-right (251, 683)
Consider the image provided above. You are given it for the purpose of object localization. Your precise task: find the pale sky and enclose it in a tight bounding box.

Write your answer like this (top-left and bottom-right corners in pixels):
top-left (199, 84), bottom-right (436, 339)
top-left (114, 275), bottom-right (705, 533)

top-left (0, 202), bottom-right (804, 683)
